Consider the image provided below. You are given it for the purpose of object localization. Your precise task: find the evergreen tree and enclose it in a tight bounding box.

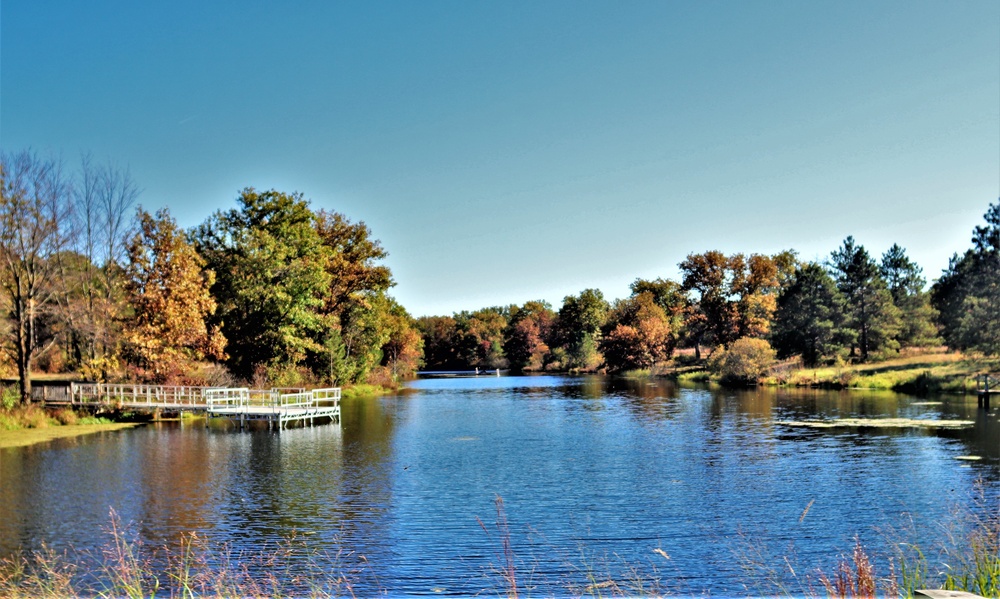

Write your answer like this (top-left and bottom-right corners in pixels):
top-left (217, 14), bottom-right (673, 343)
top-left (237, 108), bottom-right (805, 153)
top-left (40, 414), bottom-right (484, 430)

top-left (879, 244), bottom-right (938, 348)
top-left (932, 200), bottom-right (1000, 355)
top-left (771, 262), bottom-right (846, 366)
top-left (829, 237), bottom-right (901, 361)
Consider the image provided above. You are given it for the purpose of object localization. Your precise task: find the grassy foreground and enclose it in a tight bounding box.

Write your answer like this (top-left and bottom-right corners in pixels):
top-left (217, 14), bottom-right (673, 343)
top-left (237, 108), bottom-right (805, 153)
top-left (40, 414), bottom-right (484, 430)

top-left (2, 491), bottom-right (997, 598)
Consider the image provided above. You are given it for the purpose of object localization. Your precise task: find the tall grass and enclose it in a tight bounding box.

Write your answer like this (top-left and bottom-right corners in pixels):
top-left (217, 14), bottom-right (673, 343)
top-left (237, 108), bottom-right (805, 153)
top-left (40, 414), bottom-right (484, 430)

top-left (0, 509), bottom-right (379, 599)
top-left (2, 490), bottom-right (998, 598)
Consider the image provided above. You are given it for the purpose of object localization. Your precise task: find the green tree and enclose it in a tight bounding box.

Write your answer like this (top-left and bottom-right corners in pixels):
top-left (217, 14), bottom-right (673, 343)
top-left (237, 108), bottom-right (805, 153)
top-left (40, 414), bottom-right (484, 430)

top-left (829, 236), bottom-right (901, 361)
top-left (880, 244), bottom-right (938, 348)
top-left (337, 292), bottom-right (394, 383)
top-left (771, 262), bottom-right (847, 366)
top-left (193, 188), bottom-right (332, 381)
top-left (122, 208), bottom-right (225, 383)
top-left (932, 200), bottom-right (1000, 355)
top-left (555, 289), bottom-right (608, 370)
top-left (599, 292), bottom-right (674, 372)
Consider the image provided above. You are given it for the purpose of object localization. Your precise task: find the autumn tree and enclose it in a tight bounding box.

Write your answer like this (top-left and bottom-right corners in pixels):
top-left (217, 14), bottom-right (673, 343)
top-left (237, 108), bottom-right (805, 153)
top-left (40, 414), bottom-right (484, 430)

top-left (599, 292), bottom-right (674, 372)
top-left (373, 297), bottom-right (424, 383)
top-left (311, 209), bottom-right (399, 384)
top-left (503, 300), bottom-right (555, 373)
top-left (679, 251), bottom-right (787, 357)
top-left (315, 209), bottom-right (393, 316)
top-left (122, 208), bottom-right (225, 383)
top-left (0, 151), bottom-right (73, 402)
top-left (932, 200), bottom-right (1000, 355)
top-left (771, 262), bottom-right (847, 366)
top-left (829, 236), bottom-right (901, 361)
top-left (453, 307), bottom-right (509, 369)
top-left (630, 277), bottom-right (685, 343)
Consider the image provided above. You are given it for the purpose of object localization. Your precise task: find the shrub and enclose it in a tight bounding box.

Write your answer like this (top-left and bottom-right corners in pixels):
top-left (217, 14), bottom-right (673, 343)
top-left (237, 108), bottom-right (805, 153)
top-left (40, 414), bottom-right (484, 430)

top-left (53, 408), bottom-right (78, 426)
top-left (1, 386), bottom-right (18, 411)
top-left (708, 337), bottom-right (776, 385)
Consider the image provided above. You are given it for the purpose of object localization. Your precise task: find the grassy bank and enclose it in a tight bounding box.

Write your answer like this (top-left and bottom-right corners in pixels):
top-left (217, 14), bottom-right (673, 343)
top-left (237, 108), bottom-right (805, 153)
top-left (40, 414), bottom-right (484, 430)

top-left (670, 349), bottom-right (998, 394)
top-left (0, 422), bottom-right (141, 450)
top-left (0, 404), bottom-right (140, 449)
top-left (770, 350), bottom-right (999, 393)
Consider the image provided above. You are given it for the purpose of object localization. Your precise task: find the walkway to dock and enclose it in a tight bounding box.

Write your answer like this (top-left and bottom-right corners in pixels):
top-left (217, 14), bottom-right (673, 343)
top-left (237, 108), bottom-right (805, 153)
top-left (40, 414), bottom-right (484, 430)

top-left (45, 383), bottom-right (340, 430)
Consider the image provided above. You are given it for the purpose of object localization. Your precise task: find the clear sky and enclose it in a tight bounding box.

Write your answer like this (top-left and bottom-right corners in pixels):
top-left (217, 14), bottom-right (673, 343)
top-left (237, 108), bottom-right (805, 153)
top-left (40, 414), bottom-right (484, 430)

top-left (2, 1), bottom-right (998, 317)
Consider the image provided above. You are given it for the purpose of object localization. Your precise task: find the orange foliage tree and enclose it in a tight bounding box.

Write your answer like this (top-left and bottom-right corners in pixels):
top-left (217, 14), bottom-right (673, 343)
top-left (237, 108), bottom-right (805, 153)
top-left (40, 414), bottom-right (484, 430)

top-left (122, 208), bottom-right (225, 383)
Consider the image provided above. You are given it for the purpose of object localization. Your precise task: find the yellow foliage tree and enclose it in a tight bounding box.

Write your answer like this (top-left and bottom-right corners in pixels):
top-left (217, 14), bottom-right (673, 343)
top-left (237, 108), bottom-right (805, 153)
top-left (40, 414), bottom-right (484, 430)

top-left (122, 208), bottom-right (225, 383)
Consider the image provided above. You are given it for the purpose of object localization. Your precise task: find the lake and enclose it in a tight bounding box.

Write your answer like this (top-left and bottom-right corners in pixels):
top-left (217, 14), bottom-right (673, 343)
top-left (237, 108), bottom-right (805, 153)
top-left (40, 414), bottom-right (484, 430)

top-left (1, 375), bottom-right (998, 597)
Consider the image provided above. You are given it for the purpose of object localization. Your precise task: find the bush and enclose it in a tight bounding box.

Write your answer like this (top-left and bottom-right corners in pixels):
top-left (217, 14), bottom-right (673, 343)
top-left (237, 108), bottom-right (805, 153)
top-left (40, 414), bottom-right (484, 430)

top-left (53, 408), bottom-right (78, 426)
top-left (708, 337), bottom-right (776, 385)
top-left (1, 386), bottom-right (18, 410)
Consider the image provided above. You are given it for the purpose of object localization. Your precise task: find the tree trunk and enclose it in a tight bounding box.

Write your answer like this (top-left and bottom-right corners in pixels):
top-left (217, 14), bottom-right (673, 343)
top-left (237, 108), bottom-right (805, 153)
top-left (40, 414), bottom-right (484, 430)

top-left (16, 335), bottom-right (31, 404)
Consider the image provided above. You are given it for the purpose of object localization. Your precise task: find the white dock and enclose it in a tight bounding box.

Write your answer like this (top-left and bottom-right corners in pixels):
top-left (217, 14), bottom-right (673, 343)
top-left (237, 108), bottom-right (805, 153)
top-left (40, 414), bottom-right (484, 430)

top-left (45, 382), bottom-right (341, 431)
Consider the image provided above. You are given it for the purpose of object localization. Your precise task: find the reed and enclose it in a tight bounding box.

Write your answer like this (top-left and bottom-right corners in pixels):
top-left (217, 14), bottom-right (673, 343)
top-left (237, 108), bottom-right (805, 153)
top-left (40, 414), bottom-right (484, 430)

top-left (2, 490), bottom-right (997, 598)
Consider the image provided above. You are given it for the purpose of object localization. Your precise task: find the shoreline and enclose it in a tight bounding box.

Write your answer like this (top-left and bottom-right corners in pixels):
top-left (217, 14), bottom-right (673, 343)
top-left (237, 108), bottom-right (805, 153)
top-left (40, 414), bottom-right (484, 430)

top-left (0, 422), bottom-right (142, 450)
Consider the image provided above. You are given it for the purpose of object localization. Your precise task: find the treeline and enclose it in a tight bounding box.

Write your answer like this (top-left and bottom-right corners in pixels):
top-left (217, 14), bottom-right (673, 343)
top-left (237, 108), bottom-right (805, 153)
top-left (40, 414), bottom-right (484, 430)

top-left (0, 150), bottom-right (422, 403)
top-left (419, 200), bottom-right (1000, 378)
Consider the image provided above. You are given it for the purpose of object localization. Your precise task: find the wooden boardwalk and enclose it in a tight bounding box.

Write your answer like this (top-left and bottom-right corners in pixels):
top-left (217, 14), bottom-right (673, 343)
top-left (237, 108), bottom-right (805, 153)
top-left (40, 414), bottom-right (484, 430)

top-left (44, 383), bottom-right (340, 430)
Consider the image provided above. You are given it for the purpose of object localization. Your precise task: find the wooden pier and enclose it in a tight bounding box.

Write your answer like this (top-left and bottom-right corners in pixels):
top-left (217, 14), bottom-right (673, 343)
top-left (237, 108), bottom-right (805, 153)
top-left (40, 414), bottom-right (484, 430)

top-left (43, 382), bottom-right (341, 430)
top-left (977, 373), bottom-right (997, 409)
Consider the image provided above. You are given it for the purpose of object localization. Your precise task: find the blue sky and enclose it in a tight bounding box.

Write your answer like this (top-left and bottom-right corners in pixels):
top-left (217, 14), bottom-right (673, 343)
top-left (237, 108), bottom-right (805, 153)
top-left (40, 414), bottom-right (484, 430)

top-left (3, 1), bottom-right (998, 317)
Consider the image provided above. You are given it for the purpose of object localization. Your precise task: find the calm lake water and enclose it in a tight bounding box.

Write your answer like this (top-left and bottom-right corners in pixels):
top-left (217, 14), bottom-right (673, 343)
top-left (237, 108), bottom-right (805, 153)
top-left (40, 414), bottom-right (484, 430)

top-left (2, 376), bottom-right (999, 597)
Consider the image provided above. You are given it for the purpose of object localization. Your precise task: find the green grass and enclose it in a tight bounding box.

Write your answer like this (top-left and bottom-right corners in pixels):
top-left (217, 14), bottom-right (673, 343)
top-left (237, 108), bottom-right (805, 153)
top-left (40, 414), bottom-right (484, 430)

top-left (0, 422), bottom-right (140, 449)
top-left (0, 404), bottom-right (135, 448)
top-left (340, 383), bottom-right (392, 400)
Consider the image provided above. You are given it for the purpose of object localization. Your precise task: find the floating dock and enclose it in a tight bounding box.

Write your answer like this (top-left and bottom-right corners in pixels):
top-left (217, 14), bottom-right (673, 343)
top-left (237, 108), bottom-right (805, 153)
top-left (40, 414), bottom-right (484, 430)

top-left (43, 382), bottom-right (340, 430)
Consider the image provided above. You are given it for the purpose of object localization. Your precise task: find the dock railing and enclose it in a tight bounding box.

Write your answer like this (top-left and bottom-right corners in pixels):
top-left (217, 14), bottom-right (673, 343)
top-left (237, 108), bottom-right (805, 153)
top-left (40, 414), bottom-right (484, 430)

top-left (71, 383), bottom-right (207, 406)
top-left (273, 391), bottom-right (314, 409)
top-left (311, 387), bottom-right (341, 406)
top-left (205, 387), bottom-right (249, 413)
